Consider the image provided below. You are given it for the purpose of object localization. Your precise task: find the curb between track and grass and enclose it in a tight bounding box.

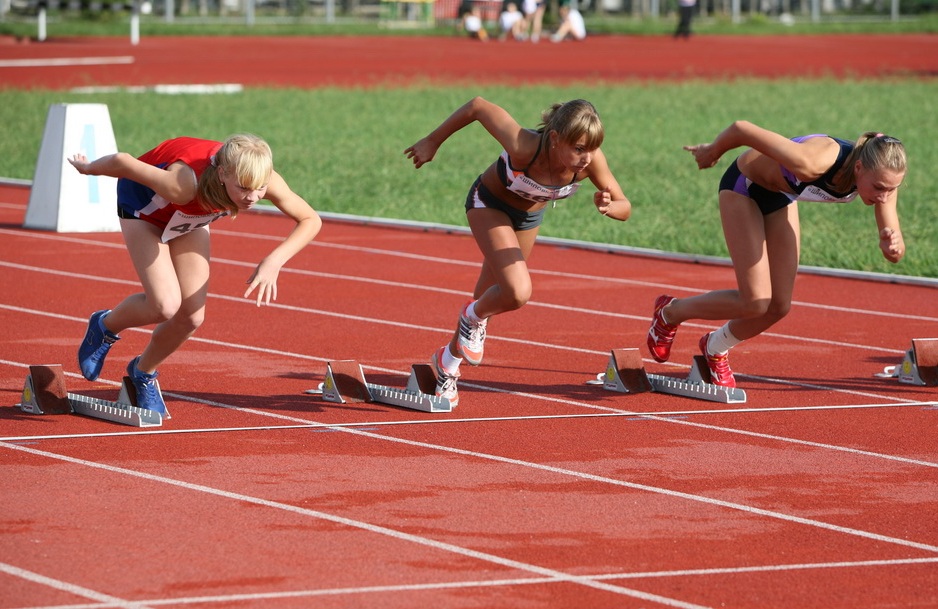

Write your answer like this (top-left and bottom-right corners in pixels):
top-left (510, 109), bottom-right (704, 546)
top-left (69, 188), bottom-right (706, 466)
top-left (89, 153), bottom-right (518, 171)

top-left (3, 177), bottom-right (936, 289)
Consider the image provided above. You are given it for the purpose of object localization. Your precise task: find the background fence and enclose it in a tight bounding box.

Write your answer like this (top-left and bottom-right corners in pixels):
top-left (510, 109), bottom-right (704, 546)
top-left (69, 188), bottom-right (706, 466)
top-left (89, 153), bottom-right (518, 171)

top-left (3, 0), bottom-right (935, 22)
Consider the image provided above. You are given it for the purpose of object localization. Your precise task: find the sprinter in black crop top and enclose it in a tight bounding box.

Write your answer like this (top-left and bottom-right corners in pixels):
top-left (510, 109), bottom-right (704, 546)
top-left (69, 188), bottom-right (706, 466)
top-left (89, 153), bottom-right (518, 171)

top-left (405, 97), bottom-right (633, 407)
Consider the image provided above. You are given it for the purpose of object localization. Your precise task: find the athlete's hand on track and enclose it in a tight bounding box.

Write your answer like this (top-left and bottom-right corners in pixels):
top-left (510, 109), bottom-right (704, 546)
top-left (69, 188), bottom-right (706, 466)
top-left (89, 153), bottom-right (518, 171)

top-left (244, 261), bottom-right (280, 306)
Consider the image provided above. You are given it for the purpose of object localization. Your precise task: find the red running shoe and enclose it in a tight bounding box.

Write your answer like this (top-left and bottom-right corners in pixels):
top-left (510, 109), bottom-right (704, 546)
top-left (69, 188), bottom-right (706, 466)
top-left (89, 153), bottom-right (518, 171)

top-left (699, 333), bottom-right (736, 388)
top-left (646, 295), bottom-right (678, 363)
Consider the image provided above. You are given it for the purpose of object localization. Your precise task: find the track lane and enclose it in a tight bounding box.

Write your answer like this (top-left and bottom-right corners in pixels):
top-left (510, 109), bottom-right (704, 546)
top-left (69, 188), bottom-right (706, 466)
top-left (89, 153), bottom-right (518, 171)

top-left (2, 186), bottom-right (937, 609)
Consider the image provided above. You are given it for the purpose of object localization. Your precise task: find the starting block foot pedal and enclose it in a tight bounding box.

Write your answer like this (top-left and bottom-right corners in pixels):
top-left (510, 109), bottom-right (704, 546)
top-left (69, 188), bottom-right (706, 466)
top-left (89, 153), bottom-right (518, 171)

top-left (601, 348), bottom-right (653, 394)
top-left (687, 355), bottom-right (713, 384)
top-left (406, 364), bottom-right (438, 396)
top-left (17, 365), bottom-right (72, 414)
top-left (117, 377), bottom-right (171, 419)
top-left (876, 338), bottom-right (938, 386)
top-left (647, 355), bottom-right (747, 403)
top-left (321, 360), bottom-right (373, 404)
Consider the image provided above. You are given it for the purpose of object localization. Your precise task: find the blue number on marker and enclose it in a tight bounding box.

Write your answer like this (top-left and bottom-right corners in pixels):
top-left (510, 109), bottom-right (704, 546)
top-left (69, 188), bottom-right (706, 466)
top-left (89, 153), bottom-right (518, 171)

top-left (81, 123), bottom-right (99, 204)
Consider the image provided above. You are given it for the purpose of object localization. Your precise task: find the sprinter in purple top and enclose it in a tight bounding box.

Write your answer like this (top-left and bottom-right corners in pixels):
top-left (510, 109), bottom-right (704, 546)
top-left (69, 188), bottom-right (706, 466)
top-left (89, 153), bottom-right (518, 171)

top-left (645, 121), bottom-right (907, 388)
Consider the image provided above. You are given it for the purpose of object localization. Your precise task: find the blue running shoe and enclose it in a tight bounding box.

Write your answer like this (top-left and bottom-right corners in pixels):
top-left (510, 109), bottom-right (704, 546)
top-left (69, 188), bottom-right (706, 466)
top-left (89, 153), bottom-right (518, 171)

top-left (126, 356), bottom-right (166, 415)
top-left (79, 310), bottom-right (120, 381)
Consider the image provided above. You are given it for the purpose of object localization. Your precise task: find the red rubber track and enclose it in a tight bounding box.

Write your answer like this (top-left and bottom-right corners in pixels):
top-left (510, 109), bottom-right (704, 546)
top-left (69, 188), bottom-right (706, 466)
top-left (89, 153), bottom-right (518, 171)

top-left (1, 185), bottom-right (936, 608)
top-left (1, 34), bottom-right (937, 88)
top-left (2, 33), bottom-right (937, 609)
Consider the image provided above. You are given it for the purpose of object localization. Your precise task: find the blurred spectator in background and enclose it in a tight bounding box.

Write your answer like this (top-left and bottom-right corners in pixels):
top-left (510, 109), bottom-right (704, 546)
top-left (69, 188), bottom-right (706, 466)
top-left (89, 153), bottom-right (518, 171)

top-left (523, 0), bottom-right (546, 42)
top-left (674, 0), bottom-right (696, 39)
top-left (461, 4), bottom-right (489, 41)
top-left (499, 2), bottom-right (527, 40)
top-left (551, 3), bottom-right (586, 42)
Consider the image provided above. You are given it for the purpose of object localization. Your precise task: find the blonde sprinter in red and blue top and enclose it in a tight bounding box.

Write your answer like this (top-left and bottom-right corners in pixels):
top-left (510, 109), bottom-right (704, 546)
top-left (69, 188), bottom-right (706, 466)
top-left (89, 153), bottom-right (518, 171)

top-left (404, 97), bottom-right (632, 406)
top-left (646, 122), bottom-right (906, 388)
top-left (69, 134), bottom-right (322, 414)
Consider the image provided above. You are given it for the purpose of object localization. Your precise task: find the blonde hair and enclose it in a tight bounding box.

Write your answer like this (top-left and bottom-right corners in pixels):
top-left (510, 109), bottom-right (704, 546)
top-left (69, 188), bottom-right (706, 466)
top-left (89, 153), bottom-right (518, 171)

top-left (538, 99), bottom-right (605, 151)
top-left (832, 132), bottom-right (906, 193)
top-left (197, 133), bottom-right (273, 216)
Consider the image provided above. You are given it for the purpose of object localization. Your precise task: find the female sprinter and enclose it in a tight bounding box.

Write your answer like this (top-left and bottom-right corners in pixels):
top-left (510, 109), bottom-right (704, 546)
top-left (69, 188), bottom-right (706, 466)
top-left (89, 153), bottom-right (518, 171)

top-left (404, 97), bottom-right (632, 406)
top-left (69, 134), bottom-right (322, 414)
top-left (646, 122), bottom-right (906, 387)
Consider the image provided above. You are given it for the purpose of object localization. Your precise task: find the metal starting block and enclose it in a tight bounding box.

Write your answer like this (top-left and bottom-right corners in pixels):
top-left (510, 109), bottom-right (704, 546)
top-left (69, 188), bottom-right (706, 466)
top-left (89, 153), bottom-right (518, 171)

top-left (875, 338), bottom-right (938, 387)
top-left (319, 360), bottom-right (371, 403)
top-left (594, 348), bottom-right (747, 404)
top-left (647, 356), bottom-right (747, 403)
top-left (18, 364), bottom-right (72, 414)
top-left (17, 364), bottom-right (164, 427)
top-left (601, 348), bottom-right (653, 394)
top-left (319, 360), bottom-right (453, 412)
top-left (67, 392), bottom-right (164, 427)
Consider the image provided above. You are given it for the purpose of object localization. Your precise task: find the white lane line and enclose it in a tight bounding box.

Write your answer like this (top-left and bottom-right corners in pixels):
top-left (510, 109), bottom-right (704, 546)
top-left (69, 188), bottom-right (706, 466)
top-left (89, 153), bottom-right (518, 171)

top-left (0, 440), bottom-right (713, 609)
top-left (0, 56), bottom-right (135, 68)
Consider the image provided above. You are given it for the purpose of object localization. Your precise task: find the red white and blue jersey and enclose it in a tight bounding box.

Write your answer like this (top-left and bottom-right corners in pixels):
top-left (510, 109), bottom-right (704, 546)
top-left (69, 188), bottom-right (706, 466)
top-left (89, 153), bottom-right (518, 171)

top-left (117, 137), bottom-right (229, 242)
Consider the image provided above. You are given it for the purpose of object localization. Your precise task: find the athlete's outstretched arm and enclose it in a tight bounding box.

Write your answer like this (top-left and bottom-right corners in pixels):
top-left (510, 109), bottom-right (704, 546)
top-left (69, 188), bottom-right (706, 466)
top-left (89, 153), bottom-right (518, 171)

top-left (403, 97), bottom-right (527, 169)
top-left (243, 170), bottom-right (322, 306)
top-left (683, 120), bottom-right (835, 181)
top-left (69, 152), bottom-right (198, 203)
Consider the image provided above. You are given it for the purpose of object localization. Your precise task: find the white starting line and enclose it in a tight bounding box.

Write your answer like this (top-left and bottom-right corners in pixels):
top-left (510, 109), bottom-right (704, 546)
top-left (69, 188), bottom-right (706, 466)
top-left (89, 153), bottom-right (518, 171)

top-left (70, 83), bottom-right (245, 94)
top-left (0, 55), bottom-right (135, 68)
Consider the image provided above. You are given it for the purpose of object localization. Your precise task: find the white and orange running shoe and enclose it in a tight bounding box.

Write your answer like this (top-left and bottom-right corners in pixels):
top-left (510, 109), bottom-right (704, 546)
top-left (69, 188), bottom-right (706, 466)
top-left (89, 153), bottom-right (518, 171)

top-left (430, 346), bottom-right (460, 407)
top-left (456, 302), bottom-right (487, 366)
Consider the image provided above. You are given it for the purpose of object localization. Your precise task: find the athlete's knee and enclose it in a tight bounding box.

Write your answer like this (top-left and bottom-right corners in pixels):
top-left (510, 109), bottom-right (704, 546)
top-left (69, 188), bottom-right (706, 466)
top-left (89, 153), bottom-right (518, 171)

top-left (148, 295), bottom-right (182, 322)
top-left (737, 297), bottom-right (771, 319)
top-left (171, 307), bottom-right (205, 334)
top-left (500, 282), bottom-right (532, 311)
top-left (764, 299), bottom-right (792, 324)
top-left (739, 296), bottom-right (791, 323)
top-left (506, 293), bottom-right (530, 311)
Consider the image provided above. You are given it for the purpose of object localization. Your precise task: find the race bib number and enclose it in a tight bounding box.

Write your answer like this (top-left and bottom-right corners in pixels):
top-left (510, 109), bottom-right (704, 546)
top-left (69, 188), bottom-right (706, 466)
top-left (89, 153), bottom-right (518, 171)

top-left (160, 209), bottom-right (228, 243)
top-left (507, 173), bottom-right (580, 204)
top-left (797, 185), bottom-right (857, 203)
